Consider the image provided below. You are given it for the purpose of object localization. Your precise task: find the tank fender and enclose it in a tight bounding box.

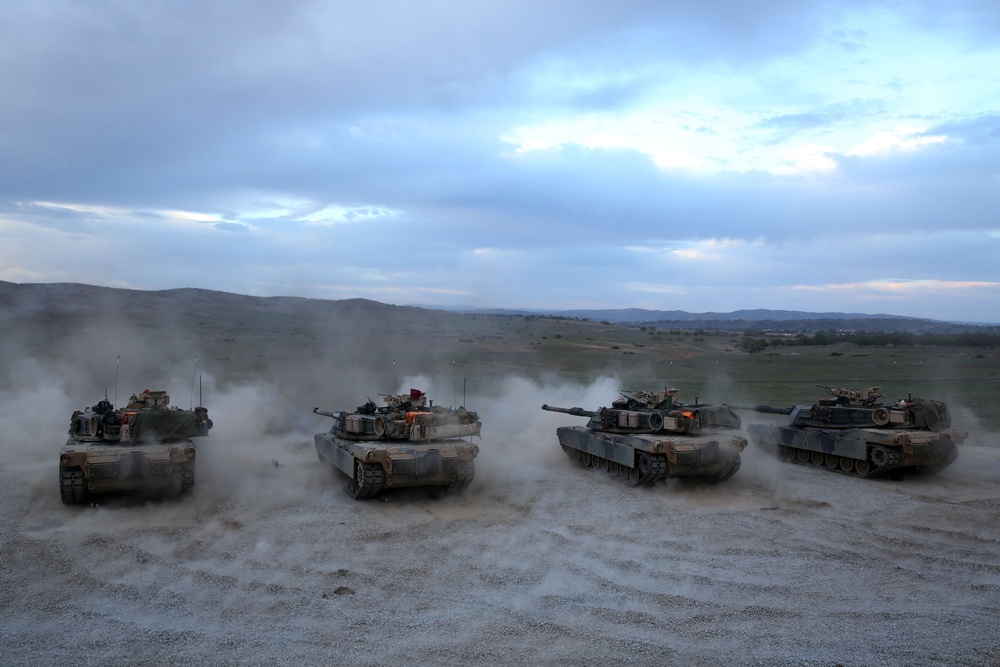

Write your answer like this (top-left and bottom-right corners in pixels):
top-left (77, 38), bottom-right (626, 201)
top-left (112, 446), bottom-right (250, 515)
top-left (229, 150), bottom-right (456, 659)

top-left (314, 435), bottom-right (357, 478)
top-left (555, 427), bottom-right (634, 467)
top-left (168, 443), bottom-right (197, 463)
top-left (59, 450), bottom-right (88, 468)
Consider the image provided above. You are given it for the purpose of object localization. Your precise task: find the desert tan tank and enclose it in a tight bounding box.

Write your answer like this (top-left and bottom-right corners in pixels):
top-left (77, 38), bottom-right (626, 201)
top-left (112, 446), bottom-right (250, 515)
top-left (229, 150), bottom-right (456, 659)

top-left (542, 387), bottom-right (747, 485)
top-left (729, 386), bottom-right (966, 477)
top-left (313, 389), bottom-right (481, 499)
top-left (60, 390), bottom-right (213, 504)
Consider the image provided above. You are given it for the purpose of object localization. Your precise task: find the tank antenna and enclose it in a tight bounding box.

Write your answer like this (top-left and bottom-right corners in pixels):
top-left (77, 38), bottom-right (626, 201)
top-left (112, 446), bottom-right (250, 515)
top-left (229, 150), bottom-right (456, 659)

top-left (114, 355), bottom-right (120, 409)
top-left (199, 374), bottom-right (203, 407)
top-left (453, 359), bottom-right (457, 408)
top-left (392, 359), bottom-right (397, 393)
top-left (464, 377), bottom-right (467, 408)
top-left (190, 357), bottom-right (199, 409)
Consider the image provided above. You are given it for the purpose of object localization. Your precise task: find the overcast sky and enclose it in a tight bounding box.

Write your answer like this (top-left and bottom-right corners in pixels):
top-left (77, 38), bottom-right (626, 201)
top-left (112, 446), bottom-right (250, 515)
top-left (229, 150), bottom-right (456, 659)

top-left (2, 1), bottom-right (998, 322)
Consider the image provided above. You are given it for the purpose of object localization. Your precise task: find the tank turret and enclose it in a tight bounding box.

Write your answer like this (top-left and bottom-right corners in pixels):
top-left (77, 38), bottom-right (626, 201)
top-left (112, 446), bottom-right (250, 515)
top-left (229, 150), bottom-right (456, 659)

top-left (730, 386), bottom-right (952, 431)
top-left (730, 386), bottom-right (965, 477)
top-left (544, 386), bottom-right (741, 436)
top-left (542, 386), bottom-right (747, 486)
top-left (313, 388), bottom-right (481, 500)
top-left (60, 389), bottom-right (213, 504)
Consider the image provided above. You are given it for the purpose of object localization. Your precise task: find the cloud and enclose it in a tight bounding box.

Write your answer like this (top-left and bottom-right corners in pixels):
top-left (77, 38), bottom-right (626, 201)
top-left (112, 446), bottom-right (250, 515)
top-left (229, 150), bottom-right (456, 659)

top-left (0, 1), bottom-right (998, 321)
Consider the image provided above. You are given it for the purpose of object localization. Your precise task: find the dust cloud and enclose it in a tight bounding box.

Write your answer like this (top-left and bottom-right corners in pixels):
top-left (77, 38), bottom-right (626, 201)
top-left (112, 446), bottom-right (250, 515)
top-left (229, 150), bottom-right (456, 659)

top-left (2, 324), bottom-right (1000, 666)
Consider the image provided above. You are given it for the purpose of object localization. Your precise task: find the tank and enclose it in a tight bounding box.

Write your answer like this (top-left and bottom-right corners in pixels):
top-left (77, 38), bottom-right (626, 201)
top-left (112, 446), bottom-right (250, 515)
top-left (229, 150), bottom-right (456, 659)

top-left (541, 387), bottom-right (747, 485)
top-left (313, 388), bottom-right (481, 499)
top-left (60, 389), bottom-right (213, 504)
top-left (729, 386), bottom-right (966, 477)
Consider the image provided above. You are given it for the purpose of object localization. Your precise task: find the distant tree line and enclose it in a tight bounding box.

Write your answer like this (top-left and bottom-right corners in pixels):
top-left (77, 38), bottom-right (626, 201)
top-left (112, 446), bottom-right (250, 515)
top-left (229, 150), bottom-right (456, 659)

top-left (739, 330), bottom-right (1000, 354)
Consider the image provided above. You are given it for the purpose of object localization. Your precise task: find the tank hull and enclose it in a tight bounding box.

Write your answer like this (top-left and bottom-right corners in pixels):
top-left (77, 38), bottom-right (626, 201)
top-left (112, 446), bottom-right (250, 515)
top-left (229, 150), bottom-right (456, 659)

top-left (746, 424), bottom-right (961, 477)
top-left (59, 440), bottom-right (197, 504)
top-left (314, 433), bottom-right (478, 499)
top-left (555, 426), bottom-right (746, 485)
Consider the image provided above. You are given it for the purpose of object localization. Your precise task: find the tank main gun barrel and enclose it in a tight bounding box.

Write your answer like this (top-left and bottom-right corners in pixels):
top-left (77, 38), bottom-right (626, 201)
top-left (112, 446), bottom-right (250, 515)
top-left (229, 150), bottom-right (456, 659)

top-left (313, 407), bottom-right (342, 419)
top-left (724, 403), bottom-right (794, 415)
top-left (541, 404), bottom-right (599, 418)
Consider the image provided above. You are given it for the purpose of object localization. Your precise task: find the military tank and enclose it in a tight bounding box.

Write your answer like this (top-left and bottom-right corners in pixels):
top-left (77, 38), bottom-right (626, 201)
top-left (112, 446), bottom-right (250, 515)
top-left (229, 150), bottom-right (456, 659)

top-left (313, 388), bottom-right (481, 499)
top-left (541, 387), bottom-right (747, 485)
top-left (60, 389), bottom-right (213, 504)
top-left (729, 386), bottom-right (966, 477)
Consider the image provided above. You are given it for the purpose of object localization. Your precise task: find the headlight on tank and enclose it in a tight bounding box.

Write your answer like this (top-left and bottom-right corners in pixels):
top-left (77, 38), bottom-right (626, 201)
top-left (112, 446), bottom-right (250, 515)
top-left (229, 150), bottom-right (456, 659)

top-left (470, 444), bottom-right (480, 456)
top-left (185, 447), bottom-right (196, 459)
top-left (366, 451), bottom-right (375, 461)
top-left (60, 453), bottom-right (71, 463)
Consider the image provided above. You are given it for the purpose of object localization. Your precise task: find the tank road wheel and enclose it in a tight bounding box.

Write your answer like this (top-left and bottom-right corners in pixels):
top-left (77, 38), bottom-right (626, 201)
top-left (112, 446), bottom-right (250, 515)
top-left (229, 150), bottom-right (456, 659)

top-left (810, 451), bottom-right (825, 466)
top-left (870, 446), bottom-right (889, 467)
top-left (636, 453), bottom-right (653, 481)
top-left (839, 457), bottom-right (855, 473)
top-left (618, 463), bottom-right (630, 481)
top-left (581, 452), bottom-right (592, 467)
top-left (628, 467), bottom-right (641, 484)
top-left (824, 455), bottom-right (839, 469)
top-left (609, 462), bottom-right (620, 476)
top-left (780, 446), bottom-right (796, 460)
top-left (59, 468), bottom-right (88, 505)
top-left (795, 449), bottom-right (810, 463)
top-left (854, 459), bottom-right (871, 476)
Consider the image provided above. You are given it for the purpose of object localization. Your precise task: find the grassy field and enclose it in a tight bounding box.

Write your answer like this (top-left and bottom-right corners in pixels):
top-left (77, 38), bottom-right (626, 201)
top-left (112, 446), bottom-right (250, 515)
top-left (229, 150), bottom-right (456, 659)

top-left (3, 282), bottom-right (998, 433)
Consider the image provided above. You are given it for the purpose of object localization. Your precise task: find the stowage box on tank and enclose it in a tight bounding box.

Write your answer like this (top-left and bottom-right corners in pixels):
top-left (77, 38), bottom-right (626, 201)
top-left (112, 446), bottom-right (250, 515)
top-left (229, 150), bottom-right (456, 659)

top-left (313, 389), bottom-right (481, 499)
top-left (60, 389), bottom-right (213, 504)
top-left (729, 386), bottom-right (966, 477)
top-left (542, 387), bottom-right (747, 485)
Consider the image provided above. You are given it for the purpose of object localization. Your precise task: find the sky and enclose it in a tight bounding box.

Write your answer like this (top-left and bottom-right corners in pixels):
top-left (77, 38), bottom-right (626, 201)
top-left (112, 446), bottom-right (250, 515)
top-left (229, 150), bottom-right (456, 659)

top-left (1, 1), bottom-right (999, 323)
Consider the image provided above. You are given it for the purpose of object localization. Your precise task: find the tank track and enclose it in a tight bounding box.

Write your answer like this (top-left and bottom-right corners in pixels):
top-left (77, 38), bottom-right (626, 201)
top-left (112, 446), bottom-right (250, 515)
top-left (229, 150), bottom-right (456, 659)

top-left (700, 449), bottom-right (741, 484)
top-left (59, 468), bottom-right (89, 505)
top-left (772, 444), bottom-right (902, 479)
top-left (561, 445), bottom-right (668, 486)
top-left (169, 464), bottom-right (196, 497)
top-left (347, 461), bottom-right (385, 500)
top-left (445, 460), bottom-right (475, 495)
top-left (917, 446), bottom-right (958, 475)
top-left (181, 465), bottom-right (196, 493)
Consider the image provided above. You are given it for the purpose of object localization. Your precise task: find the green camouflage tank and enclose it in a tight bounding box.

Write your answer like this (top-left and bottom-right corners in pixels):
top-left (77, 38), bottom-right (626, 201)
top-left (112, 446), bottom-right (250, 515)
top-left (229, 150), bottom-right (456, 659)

top-left (542, 387), bottom-right (747, 486)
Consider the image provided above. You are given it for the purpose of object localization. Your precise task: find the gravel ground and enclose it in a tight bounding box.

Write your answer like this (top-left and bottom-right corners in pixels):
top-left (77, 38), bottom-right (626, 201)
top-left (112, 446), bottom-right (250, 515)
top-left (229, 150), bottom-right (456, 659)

top-left (2, 408), bottom-right (999, 667)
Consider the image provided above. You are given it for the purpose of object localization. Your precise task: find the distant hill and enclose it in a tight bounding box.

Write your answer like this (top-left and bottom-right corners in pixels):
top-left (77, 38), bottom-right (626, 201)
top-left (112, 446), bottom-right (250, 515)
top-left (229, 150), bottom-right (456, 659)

top-left (422, 304), bottom-right (980, 333)
top-left (1, 281), bottom-right (991, 335)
